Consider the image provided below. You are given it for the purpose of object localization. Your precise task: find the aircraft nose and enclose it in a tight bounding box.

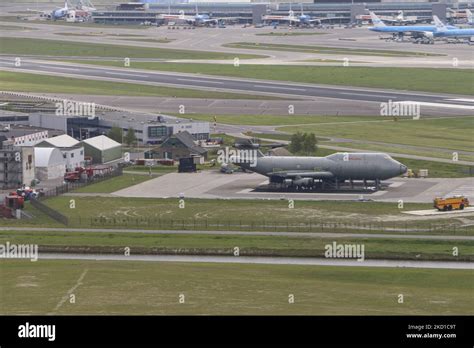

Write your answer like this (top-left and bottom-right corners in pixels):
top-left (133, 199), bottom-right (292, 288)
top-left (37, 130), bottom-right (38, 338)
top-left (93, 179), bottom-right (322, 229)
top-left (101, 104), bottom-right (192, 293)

top-left (400, 164), bottom-right (407, 174)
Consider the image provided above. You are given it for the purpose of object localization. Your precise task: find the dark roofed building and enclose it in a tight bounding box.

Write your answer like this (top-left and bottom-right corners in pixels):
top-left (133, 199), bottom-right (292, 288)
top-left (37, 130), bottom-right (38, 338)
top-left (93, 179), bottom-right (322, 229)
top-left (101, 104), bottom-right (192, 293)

top-left (145, 131), bottom-right (207, 161)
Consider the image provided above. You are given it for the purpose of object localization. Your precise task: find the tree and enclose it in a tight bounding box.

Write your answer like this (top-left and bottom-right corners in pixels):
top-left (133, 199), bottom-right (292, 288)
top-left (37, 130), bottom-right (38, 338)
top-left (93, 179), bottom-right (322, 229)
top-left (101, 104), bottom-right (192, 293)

top-left (302, 133), bottom-right (317, 155)
top-left (108, 126), bottom-right (122, 144)
top-left (125, 128), bottom-right (137, 146)
top-left (289, 132), bottom-right (304, 154)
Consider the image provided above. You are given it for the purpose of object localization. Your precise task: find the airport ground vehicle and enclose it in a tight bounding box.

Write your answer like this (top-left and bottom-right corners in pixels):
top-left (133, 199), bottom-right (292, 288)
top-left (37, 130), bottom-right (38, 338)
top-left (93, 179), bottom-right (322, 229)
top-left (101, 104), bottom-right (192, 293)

top-left (0, 193), bottom-right (25, 218)
top-left (64, 167), bottom-right (94, 182)
top-left (433, 196), bottom-right (470, 211)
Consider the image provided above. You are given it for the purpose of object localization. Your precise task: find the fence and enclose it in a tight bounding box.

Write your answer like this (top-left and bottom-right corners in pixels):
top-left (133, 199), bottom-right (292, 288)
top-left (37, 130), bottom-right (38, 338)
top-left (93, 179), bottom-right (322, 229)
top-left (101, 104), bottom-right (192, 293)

top-left (29, 167), bottom-right (123, 225)
top-left (59, 216), bottom-right (470, 235)
top-left (38, 167), bottom-right (123, 200)
top-left (30, 198), bottom-right (69, 225)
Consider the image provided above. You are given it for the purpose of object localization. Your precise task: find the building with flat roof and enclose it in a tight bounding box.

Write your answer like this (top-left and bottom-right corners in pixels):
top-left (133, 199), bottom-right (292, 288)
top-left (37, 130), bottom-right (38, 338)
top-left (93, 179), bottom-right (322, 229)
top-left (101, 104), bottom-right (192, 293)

top-left (0, 140), bottom-right (35, 189)
top-left (0, 125), bottom-right (52, 147)
top-left (29, 112), bottom-right (210, 145)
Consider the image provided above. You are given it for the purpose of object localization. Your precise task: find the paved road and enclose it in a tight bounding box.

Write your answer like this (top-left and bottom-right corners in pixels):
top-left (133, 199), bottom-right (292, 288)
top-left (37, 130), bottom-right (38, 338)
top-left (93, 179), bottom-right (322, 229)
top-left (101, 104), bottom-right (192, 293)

top-left (36, 253), bottom-right (474, 269)
top-left (1, 57), bottom-right (473, 107)
top-left (1, 227), bottom-right (472, 240)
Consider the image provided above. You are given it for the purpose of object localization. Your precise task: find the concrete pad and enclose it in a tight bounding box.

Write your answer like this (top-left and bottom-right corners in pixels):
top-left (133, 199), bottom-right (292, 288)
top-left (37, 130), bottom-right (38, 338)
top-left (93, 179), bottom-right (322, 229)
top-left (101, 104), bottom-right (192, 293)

top-left (403, 207), bottom-right (474, 216)
top-left (111, 170), bottom-right (472, 203)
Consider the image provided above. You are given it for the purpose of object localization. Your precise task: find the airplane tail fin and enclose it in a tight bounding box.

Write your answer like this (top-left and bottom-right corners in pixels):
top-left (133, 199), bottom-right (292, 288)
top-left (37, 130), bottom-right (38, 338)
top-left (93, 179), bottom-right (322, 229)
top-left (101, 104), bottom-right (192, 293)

top-left (65, 0), bottom-right (68, 10)
top-left (397, 10), bottom-right (404, 21)
top-left (433, 15), bottom-right (447, 31)
top-left (467, 9), bottom-right (473, 24)
top-left (370, 12), bottom-right (386, 27)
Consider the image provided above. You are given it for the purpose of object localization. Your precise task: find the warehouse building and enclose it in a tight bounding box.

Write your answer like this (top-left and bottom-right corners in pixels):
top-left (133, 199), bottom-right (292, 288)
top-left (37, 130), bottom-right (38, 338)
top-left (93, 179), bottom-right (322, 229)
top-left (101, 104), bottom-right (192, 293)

top-left (81, 135), bottom-right (122, 164)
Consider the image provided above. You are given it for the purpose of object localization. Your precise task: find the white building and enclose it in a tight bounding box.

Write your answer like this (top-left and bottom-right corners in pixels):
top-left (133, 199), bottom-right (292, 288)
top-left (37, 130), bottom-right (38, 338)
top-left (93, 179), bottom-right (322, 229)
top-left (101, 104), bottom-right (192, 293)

top-left (0, 125), bottom-right (49, 147)
top-left (34, 148), bottom-right (66, 181)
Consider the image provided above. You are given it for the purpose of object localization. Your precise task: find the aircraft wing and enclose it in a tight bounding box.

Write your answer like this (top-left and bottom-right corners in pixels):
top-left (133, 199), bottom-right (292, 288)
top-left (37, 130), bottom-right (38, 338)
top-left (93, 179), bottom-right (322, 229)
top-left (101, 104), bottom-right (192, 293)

top-left (308, 16), bottom-right (339, 23)
top-left (269, 171), bottom-right (335, 179)
top-left (201, 18), bottom-right (219, 23)
top-left (27, 9), bottom-right (48, 14)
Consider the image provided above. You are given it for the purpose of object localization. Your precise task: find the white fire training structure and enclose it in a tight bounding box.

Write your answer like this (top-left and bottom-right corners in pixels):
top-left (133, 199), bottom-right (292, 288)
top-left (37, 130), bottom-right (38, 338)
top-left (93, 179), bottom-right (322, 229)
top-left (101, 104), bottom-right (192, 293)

top-left (34, 147), bottom-right (66, 180)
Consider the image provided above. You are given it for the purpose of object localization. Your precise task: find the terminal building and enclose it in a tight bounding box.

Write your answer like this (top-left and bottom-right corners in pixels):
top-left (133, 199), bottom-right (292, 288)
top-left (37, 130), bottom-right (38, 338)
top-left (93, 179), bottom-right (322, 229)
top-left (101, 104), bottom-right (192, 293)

top-left (92, 1), bottom-right (472, 25)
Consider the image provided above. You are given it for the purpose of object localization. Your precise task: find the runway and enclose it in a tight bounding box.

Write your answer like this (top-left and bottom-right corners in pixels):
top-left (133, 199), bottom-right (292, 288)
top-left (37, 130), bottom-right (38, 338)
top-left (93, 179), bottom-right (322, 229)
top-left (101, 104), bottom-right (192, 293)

top-left (34, 253), bottom-right (474, 269)
top-left (1, 57), bottom-right (473, 107)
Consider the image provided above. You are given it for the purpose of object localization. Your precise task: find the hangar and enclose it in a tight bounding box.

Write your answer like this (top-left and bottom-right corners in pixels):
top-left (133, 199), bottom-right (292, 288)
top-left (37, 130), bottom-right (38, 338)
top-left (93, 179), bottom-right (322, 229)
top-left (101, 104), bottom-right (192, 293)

top-left (36, 134), bottom-right (85, 170)
top-left (34, 147), bottom-right (66, 181)
top-left (81, 135), bottom-right (122, 164)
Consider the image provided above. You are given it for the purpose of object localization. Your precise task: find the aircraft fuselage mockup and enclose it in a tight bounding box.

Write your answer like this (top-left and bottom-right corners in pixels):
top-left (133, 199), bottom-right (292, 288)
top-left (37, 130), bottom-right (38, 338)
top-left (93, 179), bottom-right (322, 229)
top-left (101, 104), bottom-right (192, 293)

top-left (234, 152), bottom-right (407, 189)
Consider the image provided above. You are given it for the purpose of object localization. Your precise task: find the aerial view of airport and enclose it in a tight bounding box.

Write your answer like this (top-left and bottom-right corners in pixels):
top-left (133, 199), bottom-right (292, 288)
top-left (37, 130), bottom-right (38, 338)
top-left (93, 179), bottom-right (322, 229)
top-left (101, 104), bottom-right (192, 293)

top-left (0, 0), bottom-right (473, 331)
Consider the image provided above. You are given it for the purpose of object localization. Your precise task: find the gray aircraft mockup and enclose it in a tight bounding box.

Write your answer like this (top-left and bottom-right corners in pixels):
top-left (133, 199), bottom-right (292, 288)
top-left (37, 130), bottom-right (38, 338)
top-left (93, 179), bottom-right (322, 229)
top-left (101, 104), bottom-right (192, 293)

top-left (232, 144), bottom-right (407, 190)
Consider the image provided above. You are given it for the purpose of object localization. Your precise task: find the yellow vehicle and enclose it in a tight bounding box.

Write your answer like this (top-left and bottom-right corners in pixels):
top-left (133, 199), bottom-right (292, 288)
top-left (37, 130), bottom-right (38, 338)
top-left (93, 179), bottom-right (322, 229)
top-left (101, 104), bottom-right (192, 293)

top-left (434, 196), bottom-right (470, 211)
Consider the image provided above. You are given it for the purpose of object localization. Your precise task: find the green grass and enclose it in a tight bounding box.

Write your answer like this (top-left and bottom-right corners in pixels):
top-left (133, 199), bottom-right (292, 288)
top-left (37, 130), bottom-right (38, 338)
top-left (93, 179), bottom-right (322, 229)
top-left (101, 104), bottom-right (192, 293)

top-left (1, 230), bottom-right (472, 261)
top-left (325, 141), bottom-right (474, 162)
top-left (43, 196), bottom-right (431, 221)
top-left (0, 71), bottom-right (276, 100)
top-left (72, 174), bottom-right (154, 193)
top-left (1, 259), bottom-right (472, 314)
top-left (124, 165), bottom-right (178, 173)
top-left (176, 114), bottom-right (382, 126)
top-left (0, 37), bottom-right (264, 60)
top-left (224, 42), bottom-right (443, 57)
top-left (392, 158), bottom-right (473, 178)
top-left (65, 61), bottom-right (474, 95)
top-left (34, 196), bottom-right (464, 233)
top-left (278, 117), bottom-right (474, 153)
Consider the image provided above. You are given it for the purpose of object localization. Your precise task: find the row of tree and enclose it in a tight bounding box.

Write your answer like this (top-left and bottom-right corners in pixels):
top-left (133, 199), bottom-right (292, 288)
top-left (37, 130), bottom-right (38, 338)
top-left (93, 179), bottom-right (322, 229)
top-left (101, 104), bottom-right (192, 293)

top-left (108, 126), bottom-right (137, 146)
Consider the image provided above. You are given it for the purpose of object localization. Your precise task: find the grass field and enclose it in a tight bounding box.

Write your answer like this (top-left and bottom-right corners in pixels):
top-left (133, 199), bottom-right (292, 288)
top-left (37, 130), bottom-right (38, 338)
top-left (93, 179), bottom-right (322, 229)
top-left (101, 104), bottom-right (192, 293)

top-left (0, 71), bottom-right (276, 100)
top-left (177, 114), bottom-right (383, 126)
top-left (278, 116), bottom-right (474, 152)
top-left (0, 37), bottom-right (263, 60)
top-left (72, 174), bottom-right (155, 193)
top-left (65, 61), bottom-right (474, 95)
top-left (223, 42), bottom-right (443, 57)
top-left (0, 195), bottom-right (453, 232)
top-left (42, 196), bottom-right (430, 222)
top-left (324, 141), bottom-right (474, 162)
top-left (389, 158), bottom-right (472, 178)
top-left (0, 230), bottom-right (471, 261)
top-left (31, 196), bottom-right (466, 233)
top-left (1, 259), bottom-right (472, 314)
